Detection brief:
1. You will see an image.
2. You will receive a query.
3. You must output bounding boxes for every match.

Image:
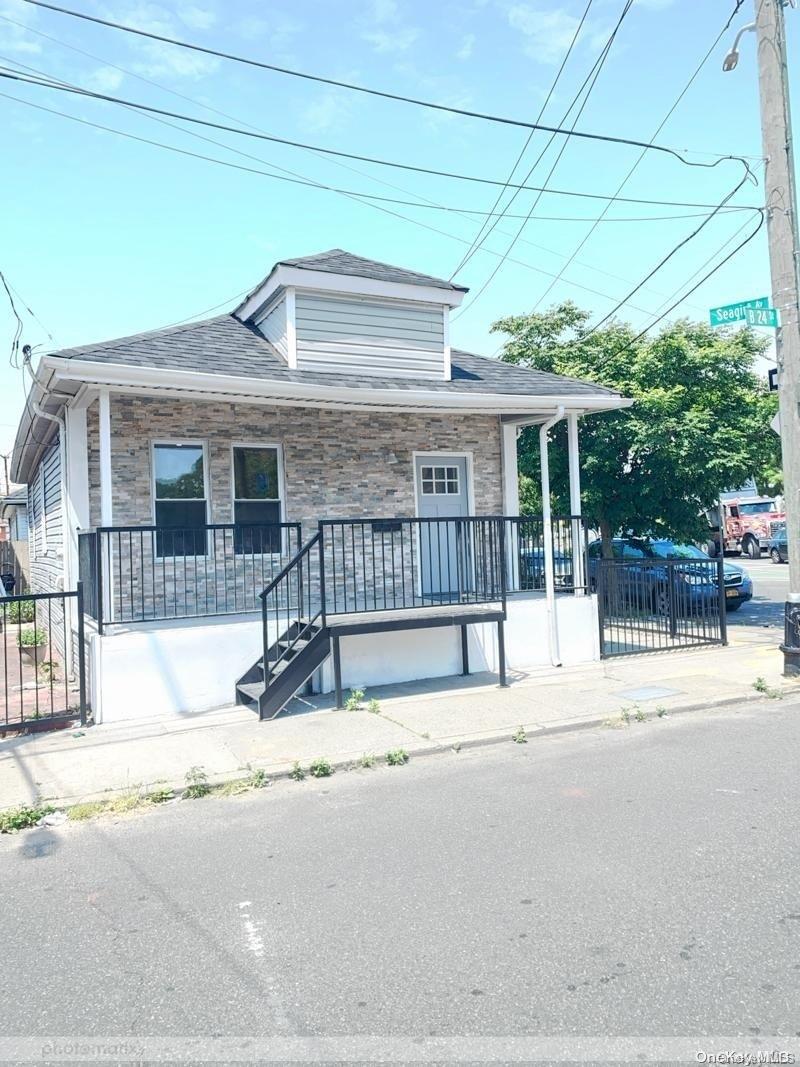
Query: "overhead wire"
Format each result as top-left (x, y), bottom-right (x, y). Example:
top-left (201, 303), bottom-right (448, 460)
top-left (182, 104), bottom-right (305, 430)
top-left (530, 0), bottom-right (750, 313)
top-left (452, 0), bottom-right (634, 319)
top-left (11, 0), bottom-right (762, 157)
top-left (449, 0), bottom-right (594, 279)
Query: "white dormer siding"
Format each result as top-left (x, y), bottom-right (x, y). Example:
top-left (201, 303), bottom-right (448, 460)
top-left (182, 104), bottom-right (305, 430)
top-left (257, 295), bottom-right (289, 364)
top-left (294, 291), bottom-right (447, 380)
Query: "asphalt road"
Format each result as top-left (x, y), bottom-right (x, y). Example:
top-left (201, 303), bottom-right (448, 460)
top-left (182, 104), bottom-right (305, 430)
top-left (726, 554), bottom-right (788, 634)
top-left (2, 699), bottom-right (800, 1061)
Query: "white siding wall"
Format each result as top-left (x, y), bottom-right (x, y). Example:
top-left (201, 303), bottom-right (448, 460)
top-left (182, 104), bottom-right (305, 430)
top-left (28, 440), bottom-right (64, 594)
top-left (257, 296), bottom-right (289, 363)
top-left (294, 291), bottom-right (445, 379)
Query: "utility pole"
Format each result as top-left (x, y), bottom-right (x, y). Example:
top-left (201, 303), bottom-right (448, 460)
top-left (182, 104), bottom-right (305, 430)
top-left (754, 0), bottom-right (800, 675)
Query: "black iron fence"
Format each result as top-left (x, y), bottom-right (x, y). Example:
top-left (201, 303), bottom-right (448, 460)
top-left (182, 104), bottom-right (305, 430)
top-left (0, 586), bottom-right (87, 730)
top-left (596, 557), bottom-right (727, 657)
top-left (79, 523), bottom-right (302, 631)
top-left (505, 515), bottom-right (587, 593)
top-left (319, 516), bottom-right (506, 616)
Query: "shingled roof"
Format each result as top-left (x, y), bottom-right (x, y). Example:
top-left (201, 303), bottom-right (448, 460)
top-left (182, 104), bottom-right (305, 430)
top-left (46, 313), bottom-right (620, 399)
top-left (271, 249), bottom-right (468, 293)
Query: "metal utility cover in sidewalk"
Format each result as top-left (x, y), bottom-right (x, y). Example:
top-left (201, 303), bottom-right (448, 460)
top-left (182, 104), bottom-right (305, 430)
top-left (614, 685), bottom-right (684, 702)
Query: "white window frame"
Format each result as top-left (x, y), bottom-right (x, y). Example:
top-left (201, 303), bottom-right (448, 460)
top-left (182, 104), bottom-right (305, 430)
top-left (230, 442), bottom-right (286, 556)
top-left (150, 439), bottom-right (210, 559)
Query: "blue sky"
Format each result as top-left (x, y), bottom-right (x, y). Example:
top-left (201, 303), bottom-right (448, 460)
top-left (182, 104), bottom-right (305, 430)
top-left (0, 0), bottom-right (793, 463)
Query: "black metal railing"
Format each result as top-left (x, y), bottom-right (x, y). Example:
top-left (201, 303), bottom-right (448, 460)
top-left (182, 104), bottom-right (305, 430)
top-left (504, 514), bottom-right (588, 594)
top-left (596, 557), bottom-right (727, 657)
top-left (260, 533), bottom-right (322, 685)
top-left (79, 523), bottom-right (302, 631)
top-left (319, 516), bottom-right (506, 616)
top-left (0, 585), bottom-right (87, 730)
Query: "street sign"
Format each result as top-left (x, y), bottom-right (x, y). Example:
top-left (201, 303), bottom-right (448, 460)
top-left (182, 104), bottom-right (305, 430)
top-left (709, 297), bottom-right (770, 325)
top-left (744, 305), bottom-right (780, 328)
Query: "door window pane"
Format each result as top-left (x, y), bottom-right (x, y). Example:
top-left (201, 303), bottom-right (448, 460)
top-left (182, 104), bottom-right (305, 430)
top-left (421, 464), bottom-right (460, 496)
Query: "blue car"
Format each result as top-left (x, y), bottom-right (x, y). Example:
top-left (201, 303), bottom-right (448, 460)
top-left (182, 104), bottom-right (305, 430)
top-left (769, 521), bottom-right (788, 564)
top-left (587, 538), bottom-right (753, 612)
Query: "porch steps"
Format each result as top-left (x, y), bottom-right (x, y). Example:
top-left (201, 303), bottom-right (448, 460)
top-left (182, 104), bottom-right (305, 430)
top-left (234, 620), bottom-right (331, 720)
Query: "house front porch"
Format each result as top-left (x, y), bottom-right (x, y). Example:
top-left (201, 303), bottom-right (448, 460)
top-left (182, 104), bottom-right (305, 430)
top-left (78, 511), bottom-right (598, 724)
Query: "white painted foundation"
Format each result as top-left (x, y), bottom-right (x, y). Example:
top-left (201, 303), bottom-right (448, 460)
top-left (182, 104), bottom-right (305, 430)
top-left (91, 595), bottom-right (600, 723)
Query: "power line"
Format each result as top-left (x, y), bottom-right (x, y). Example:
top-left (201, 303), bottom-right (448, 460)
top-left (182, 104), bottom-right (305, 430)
top-left (0, 84), bottom-right (751, 231)
top-left (13, 0), bottom-right (757, 159)
top-left (607, 209), bottom-right (766, 357)
top-left (0, 66), bottom-right (758, 212)
top-left (0, 90), bottom-right (670, 319)
top-left (453, 0), bottom-right (634, 320)
top-left (530, 0), bottom-right (749, 313)
top-left (449, 0), bottom-right (594, 279)
top-left (0, 270), bottom-right (24, 368)
top-left (0, 60), bottom-right (754, 183)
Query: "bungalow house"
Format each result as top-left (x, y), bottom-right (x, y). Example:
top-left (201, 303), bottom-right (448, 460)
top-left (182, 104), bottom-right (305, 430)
top-left (11, 250), bottom-right (630, 724)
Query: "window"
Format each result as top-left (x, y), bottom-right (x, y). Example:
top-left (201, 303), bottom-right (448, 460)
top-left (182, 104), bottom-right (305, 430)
top-left (739, 501), bottom-right (777, 516)
top-left (420, 465), bottom-right (460, 496)
top-left (233, 446), bottom-right (282, 553)
top-left (153, 442), bottom-right (207, 557)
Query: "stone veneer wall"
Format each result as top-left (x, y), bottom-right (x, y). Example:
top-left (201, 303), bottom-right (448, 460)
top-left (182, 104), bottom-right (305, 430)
top-left (88, 395), bottom-right (504, 623)
top-left (102, 395), bottom-right (504, 529)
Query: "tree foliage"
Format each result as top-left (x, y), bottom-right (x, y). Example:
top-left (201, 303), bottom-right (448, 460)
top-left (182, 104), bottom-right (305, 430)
top-left (492, 302), bottom-right (779, 550)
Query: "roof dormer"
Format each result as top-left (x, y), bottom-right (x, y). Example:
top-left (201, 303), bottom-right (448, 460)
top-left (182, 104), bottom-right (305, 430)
top-left (234, 250), bottom-right (467, 381)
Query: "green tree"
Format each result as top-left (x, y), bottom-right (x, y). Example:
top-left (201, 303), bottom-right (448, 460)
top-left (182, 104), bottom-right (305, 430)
top-left (492, 302), bottom-right (778, 554)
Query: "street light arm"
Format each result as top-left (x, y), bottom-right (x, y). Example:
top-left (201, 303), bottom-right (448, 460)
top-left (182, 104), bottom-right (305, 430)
top-left (723, 21), bottom-right (756, 71)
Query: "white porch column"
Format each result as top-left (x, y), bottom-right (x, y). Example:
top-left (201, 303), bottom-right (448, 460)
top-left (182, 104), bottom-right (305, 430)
top-left (98, 389), bottom-right (113, 527)
top-left (64, 401), bottom-right (90, 589)
top-left (501, 421), bottom-right (521, 515)
top-left (540, 407), bottom-right (565, 666)
top-left (501, 420), bottom-right (521, 591)
top-left (567, 411), bottom-right (586, 595)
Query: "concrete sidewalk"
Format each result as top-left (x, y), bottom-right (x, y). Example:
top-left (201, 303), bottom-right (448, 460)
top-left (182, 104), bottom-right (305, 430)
top-left (2, 628), bottom-right (797, 810)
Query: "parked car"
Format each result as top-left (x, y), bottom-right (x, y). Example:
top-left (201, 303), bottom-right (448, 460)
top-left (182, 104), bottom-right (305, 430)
top-left (518, 547), bottom-right (573, 591)
top-left (768, 520), bottom-right (788, 564)
top-left (586, 538), bottom-right (753, 612)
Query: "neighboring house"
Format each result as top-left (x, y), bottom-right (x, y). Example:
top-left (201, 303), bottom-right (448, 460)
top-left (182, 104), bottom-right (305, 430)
top-left (0, 487), bottom-right (30, 592)
top-left (11, 249), bottom-right (630, 723)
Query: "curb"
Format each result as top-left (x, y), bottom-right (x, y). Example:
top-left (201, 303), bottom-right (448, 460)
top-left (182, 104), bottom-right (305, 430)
top-left (15, 685), bottom-right (799, 818)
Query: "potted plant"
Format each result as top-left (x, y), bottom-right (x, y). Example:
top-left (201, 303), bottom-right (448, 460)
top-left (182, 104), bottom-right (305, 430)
top-left (17, 626), bottom-right (47, 666)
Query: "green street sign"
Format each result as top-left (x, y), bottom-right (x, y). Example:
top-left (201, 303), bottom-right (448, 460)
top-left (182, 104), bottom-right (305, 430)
top-left (743, 305), bottom-right (780, 328)
top-left (709, 297), bottom-right (770, 326)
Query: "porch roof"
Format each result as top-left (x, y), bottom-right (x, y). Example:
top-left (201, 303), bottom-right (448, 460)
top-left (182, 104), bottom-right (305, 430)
top-left (12, 314), bottom-right (630, 481)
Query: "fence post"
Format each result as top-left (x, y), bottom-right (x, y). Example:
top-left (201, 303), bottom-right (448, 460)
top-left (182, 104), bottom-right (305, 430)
top-left (667, 562), bottom-right (678, 639)
top-left (95, 531), bottom-right (104, 635)
top-left (717, 556), bottom-right (728, 646)
top-left (76, 582), bottom-right (88, 726)
top-left (318, 522), bottom-right (327, 625)
top-left (597, 560), bottom-right (607, 657)
top-left (499, 519), bottom-right (507, 615)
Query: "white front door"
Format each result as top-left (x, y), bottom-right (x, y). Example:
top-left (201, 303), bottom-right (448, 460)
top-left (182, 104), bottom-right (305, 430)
top-left (415, 456), bottom-right (471, 599)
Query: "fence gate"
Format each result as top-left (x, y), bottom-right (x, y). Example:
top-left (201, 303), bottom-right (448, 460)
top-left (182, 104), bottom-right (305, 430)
top-left (596, 557), bottom-right (728, 657)
top-left (0, 585), bottom-right (88, 731)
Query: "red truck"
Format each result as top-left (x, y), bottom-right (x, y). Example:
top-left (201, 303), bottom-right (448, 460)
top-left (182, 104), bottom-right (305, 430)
top-left (706, 497), bottom-right (784, 559)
